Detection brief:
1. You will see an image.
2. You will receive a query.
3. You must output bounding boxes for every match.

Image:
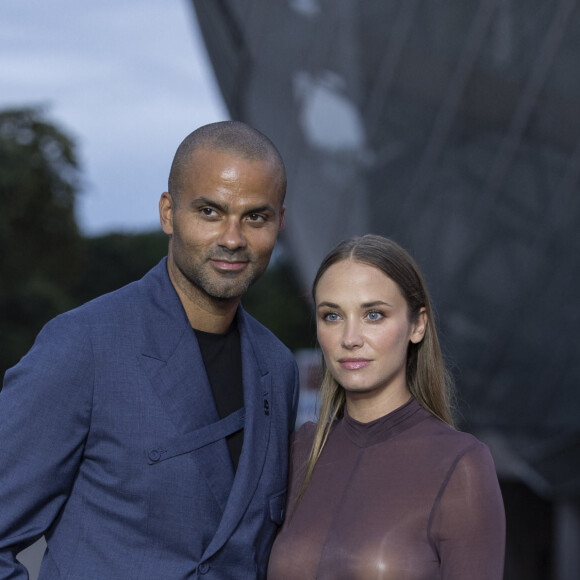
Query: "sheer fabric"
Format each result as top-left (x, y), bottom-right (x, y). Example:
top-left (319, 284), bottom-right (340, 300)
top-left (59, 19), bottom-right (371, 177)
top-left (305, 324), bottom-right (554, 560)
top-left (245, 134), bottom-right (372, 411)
top-left (267, 399), bottom-right (505, 579)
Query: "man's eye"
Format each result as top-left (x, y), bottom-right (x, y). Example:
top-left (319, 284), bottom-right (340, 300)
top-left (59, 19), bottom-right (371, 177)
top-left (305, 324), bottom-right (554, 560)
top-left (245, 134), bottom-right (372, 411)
top-left (247, 213), bottom-right (265, 222)
top-left (201, 208), bottom-right (218, 217)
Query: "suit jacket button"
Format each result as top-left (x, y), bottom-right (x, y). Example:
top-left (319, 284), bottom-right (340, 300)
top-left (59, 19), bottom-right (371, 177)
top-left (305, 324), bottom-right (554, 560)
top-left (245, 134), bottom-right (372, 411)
top-left (198, 562), bottom-right (210, 574)
top-left (148, 449), bottom-right (161, 462)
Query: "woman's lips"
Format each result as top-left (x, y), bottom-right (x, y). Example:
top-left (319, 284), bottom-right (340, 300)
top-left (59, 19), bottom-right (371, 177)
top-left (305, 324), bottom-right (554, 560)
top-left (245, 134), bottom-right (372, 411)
top-left (338, 358), bottom-right (371, 370)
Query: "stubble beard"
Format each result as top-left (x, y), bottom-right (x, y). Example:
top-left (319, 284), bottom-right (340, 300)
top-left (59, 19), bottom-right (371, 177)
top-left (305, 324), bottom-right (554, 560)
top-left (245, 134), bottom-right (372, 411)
top-left (177, 254), bottom-right (268, 302)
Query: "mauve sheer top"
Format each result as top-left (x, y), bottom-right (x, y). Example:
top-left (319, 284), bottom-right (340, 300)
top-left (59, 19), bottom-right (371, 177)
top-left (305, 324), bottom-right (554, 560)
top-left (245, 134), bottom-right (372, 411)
top-left (267, 398), bottom-right (505, 579)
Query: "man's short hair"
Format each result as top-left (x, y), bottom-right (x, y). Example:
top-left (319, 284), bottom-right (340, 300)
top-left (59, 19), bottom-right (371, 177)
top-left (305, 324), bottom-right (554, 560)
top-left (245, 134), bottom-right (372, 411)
top-left (168, 121), bottom-right (286, 205)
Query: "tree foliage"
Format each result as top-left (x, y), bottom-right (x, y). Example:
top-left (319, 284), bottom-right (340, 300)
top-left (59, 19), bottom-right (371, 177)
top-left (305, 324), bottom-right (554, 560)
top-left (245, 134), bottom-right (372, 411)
top-left (75, 232), bottom-right (168, 304)
top-left (242, 249), bottom-right (316, 352)
top-left (0, 107), bottom-right (314, 381)
top-left (0, 107), bottom-right (84, 377)
top-left (78, 233), bottom-right (315, 353)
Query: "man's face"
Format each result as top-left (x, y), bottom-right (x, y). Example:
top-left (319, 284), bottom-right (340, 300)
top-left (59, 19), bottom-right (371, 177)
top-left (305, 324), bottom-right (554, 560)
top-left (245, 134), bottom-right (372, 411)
top-left (160, 147), bottom-right (285, 304)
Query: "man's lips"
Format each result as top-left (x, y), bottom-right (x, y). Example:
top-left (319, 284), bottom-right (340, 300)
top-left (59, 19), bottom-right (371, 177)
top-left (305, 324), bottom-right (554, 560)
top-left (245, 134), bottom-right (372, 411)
top-left (338, 358), bottom-right (371, 370)
top-left (210, 259), bottom-right (249, 272)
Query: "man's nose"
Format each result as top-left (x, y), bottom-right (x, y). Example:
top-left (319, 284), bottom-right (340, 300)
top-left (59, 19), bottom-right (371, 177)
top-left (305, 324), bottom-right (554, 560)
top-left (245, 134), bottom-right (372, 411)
top-left (219, 218), bottom-right (247, 250)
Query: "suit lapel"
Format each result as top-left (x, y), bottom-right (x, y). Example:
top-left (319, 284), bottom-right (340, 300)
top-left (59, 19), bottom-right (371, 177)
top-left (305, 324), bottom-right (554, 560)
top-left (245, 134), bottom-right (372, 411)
top-left (202, 309), bottom-right (272, 560)
top-left (136, 264), bottom-right (273, 546)
top-left (137, 261), bottom-right (234, 509)
top-left (140, 332), bottom-right (219, 433)
top-left (137, 261), bottom-right (219, 434)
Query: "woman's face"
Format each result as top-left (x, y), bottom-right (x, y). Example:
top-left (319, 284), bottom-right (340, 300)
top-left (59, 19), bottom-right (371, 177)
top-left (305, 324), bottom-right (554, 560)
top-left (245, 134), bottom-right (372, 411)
top-left (315, 260), bottom-right (426, 418)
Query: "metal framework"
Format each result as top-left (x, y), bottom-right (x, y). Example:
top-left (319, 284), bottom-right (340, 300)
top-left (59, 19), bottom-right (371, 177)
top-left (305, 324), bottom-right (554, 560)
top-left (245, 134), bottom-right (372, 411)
top-left (191, 7), bottom-right (580, 573)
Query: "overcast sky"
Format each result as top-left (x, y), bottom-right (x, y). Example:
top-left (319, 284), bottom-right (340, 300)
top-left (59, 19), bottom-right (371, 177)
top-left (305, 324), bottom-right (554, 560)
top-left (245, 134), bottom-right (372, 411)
top-left (1, 0), bottom-right (228, 235)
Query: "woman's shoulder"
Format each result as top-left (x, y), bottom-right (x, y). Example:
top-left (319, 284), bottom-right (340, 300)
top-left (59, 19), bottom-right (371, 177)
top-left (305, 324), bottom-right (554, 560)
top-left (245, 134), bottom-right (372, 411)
top-left (291, 421), bottom-right (323, 464)
top-left (411, 416), bottom-right (499, 490)
top-left (418, 413), bottom-right (492, 458)
top-left (292, 421), bottom-right (317, 447)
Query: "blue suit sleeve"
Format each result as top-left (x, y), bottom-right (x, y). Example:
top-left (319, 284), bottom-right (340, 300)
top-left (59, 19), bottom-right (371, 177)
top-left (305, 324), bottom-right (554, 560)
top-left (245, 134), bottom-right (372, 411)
top-left (0, 315), bottom-right (94, 579)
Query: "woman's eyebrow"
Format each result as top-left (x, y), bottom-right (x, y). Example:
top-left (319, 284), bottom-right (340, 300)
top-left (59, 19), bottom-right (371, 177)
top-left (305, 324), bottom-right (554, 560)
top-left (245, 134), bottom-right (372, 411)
top-left (316, 301), bottom-right (340, 309)
top-left (360, 300), bottom-right (392, 308)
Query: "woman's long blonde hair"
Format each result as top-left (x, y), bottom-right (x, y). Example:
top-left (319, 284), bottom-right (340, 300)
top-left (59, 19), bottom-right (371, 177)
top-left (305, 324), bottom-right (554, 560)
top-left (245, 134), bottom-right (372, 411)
top-left (297, 235), bottom-right (454, 505)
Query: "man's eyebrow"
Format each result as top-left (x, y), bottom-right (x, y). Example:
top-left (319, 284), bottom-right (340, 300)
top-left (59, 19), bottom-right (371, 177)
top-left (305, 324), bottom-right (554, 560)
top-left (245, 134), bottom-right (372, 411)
top-left (245, 204), bottom-right (276, 215)
top-left (190, 197), bottom-right (276, 215)
top-left (190, 196), bottom-right (228, 211)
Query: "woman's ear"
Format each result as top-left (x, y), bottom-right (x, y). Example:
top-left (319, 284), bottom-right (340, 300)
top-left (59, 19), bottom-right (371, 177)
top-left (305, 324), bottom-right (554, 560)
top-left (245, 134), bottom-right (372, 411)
top-left (410, 308), bottom-right (427, 344)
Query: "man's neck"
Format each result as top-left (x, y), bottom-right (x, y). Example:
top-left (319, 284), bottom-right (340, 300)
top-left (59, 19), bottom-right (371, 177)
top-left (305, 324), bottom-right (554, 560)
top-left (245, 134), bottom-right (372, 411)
top-left (167, 264), bottom-right (240, 333)
top-left (188, 303), bottom-right (239, 334)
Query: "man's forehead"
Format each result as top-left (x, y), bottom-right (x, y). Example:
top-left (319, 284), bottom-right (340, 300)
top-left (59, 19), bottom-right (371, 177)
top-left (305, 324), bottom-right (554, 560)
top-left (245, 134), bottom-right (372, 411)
top-left (190, 145), bottom-right (271, 164)
top-left (184, 149), bottom-right (284, 205)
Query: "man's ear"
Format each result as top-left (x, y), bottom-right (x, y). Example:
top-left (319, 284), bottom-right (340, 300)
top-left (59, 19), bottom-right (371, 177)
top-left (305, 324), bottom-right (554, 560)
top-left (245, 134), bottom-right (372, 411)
top-left (279, 205), bottom-right (286, 231)
top-left (159, 192), bottom-right (174, 235)
top-left (410, 308), bottom-right (427, 344)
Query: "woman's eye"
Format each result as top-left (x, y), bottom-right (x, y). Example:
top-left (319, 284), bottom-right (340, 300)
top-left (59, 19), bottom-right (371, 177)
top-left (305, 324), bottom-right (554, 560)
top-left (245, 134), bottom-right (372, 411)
top-left (323, 312), bottom-right (340, 322)
top-left (366, 311), bottom-right (383, 321)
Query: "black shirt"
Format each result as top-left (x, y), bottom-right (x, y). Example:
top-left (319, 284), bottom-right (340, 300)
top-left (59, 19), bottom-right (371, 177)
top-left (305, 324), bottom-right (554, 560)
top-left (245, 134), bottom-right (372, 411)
top-left (194, 320), bottom-right (244, 471)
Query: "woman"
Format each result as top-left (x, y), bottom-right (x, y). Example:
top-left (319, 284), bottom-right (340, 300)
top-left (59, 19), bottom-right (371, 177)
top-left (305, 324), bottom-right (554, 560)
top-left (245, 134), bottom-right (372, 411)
top-left (268, 235), bottom-right (505, 579)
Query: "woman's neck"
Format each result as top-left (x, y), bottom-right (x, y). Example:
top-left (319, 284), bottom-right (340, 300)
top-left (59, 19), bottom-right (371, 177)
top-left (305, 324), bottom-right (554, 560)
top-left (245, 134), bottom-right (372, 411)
top-left (345, 385), bottom-right (411, 423)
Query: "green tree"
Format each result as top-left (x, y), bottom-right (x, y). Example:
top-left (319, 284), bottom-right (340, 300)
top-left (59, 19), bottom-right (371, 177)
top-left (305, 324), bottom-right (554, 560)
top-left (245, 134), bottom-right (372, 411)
top-left (0, 107), bottom-right (313, 379)
top-left (0, 107), bottom-right (84, 378)
top-left (242, 249), bottom-right (315, 352)
top-left (77, 232), bottom-right (315, 353)
top-left (75, 231), bottom-right (168, 303)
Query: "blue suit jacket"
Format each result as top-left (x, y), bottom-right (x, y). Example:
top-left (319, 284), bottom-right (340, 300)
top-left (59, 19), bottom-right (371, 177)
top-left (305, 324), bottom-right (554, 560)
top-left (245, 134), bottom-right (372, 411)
top-left (0, 259), bottom-right (299, 579)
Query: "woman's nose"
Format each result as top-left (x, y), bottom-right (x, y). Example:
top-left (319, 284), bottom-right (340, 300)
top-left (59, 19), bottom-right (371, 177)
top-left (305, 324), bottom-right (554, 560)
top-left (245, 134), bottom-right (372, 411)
top-left (341, 321), bottom-right (363, 349)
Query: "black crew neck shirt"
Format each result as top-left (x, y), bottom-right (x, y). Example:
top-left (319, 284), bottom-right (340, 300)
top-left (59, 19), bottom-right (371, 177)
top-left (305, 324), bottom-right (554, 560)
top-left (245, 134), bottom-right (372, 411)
top-left (194, 320), bottom-right (244, 471)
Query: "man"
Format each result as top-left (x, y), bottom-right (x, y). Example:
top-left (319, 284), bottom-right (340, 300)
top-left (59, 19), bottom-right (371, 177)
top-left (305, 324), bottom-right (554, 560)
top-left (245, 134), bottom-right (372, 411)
top-left (0, 121), bottom-right (299, 579)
